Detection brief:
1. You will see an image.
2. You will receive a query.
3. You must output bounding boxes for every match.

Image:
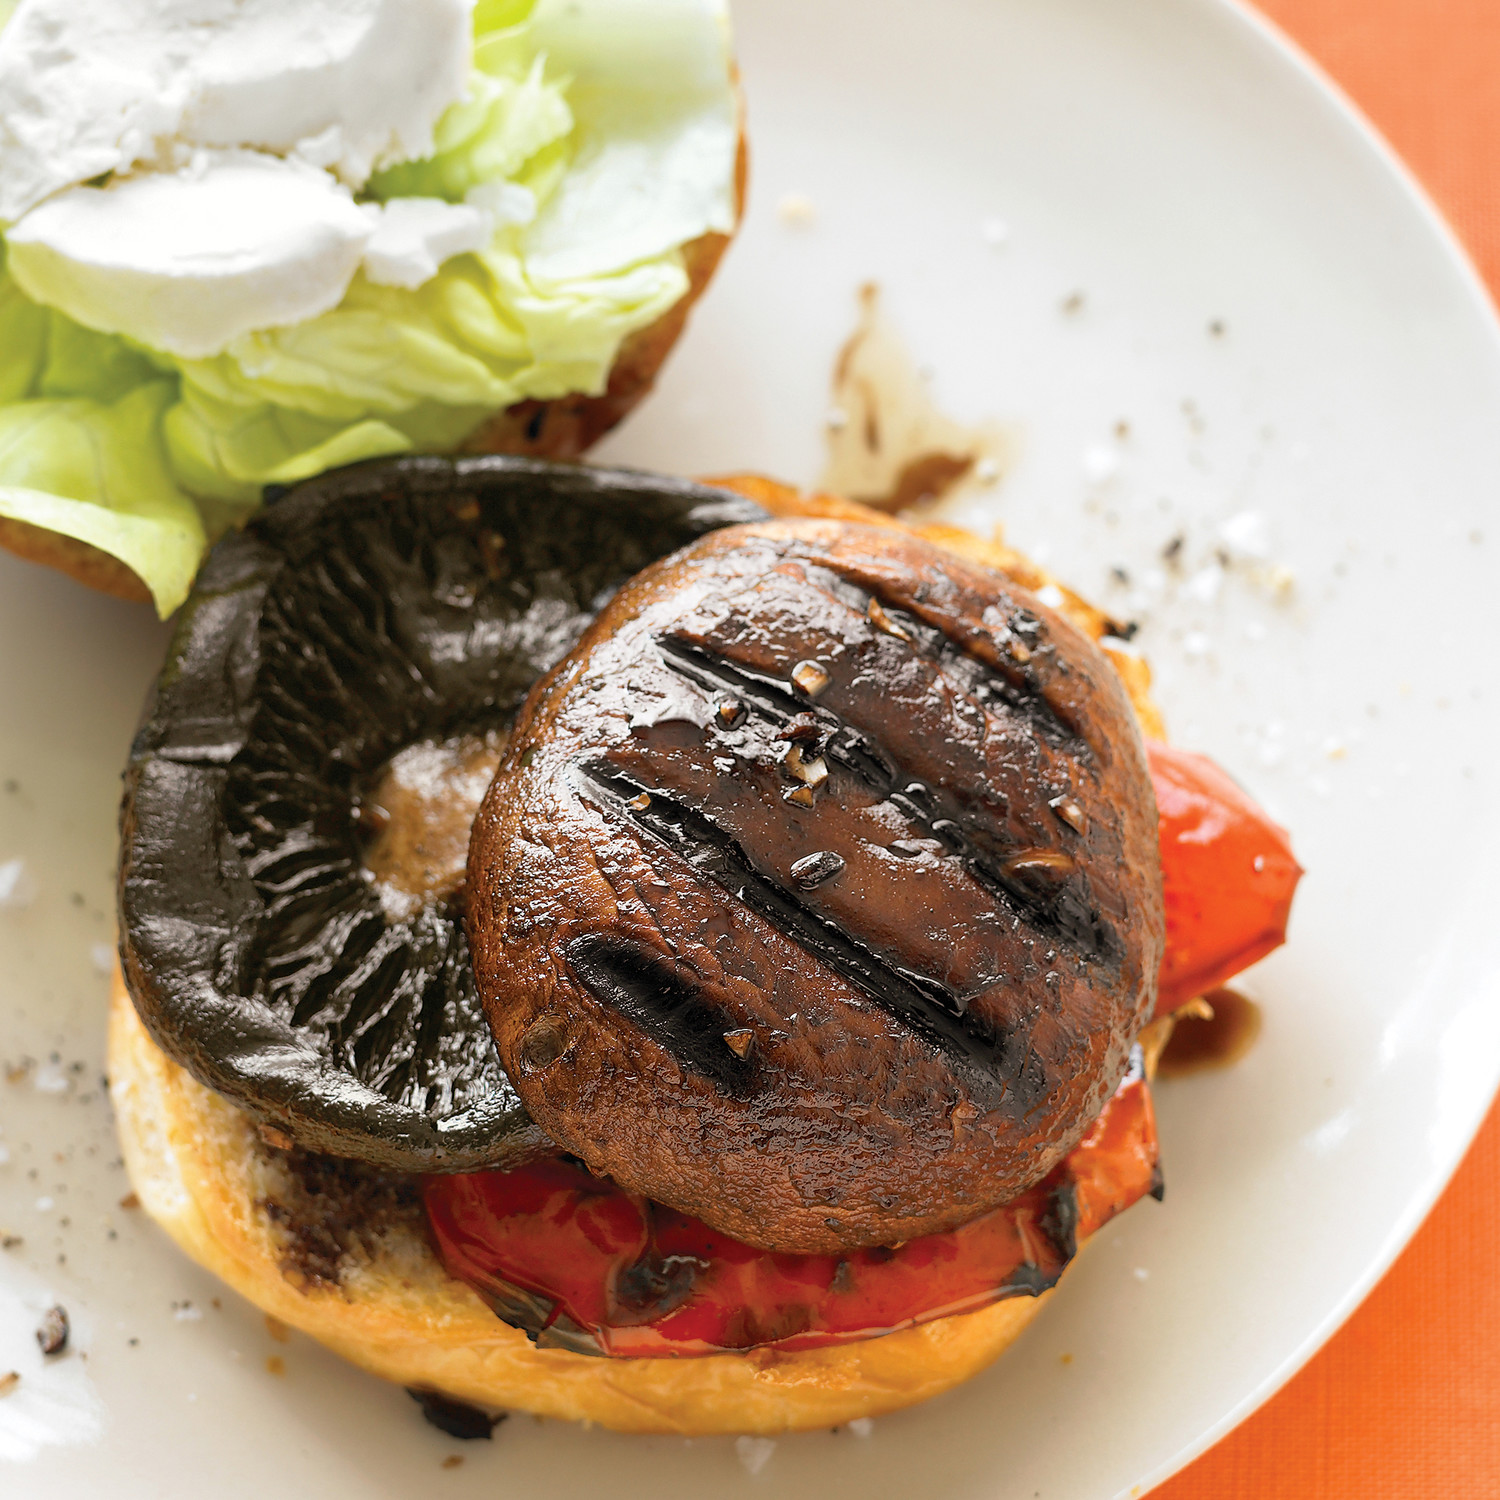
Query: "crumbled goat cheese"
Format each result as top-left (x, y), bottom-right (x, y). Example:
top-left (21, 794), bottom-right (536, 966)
top-left (0, 0), bottom-right (473, 222)
top-left (7, 152), bottom-right (374, 358)
top-left (361, 198), bottom-right (493, 291)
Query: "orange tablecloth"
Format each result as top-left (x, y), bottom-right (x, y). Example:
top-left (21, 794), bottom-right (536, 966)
top-left (1155, 2), bottom-right (1500, 1495)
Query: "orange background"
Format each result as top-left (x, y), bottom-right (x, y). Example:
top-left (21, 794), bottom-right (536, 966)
top-left (1154, 2), bottom-right (1500, 1495)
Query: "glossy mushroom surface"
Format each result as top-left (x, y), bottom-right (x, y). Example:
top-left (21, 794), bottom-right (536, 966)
top-left (118, 456), bottom-right (764, 1172)
top-left (467, 519), bottom-right (1164, 1252)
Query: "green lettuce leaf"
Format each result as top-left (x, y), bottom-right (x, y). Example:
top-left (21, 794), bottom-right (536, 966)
top-left (0, 382), bottom-right (205, 615)
top-left (0, 0), bottom-right (733, 615)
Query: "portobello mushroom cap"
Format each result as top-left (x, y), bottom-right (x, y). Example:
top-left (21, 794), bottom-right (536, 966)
top-left (467, 520), bottom-right (1165, 1254)
top-left (118, 457), bottom-right (765, 1172)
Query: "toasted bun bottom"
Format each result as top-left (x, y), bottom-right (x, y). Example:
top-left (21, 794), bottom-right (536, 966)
top-left (0, 517), bottom-right (154, 604)
top-left (108, 973), bottom-right (1052, 1435)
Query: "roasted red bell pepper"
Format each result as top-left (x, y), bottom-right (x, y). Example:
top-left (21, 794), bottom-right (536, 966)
top-left (1148, 741), bottom-right (1302, 1017)
top-left (424, 1064), bottom-right (1159, 1359)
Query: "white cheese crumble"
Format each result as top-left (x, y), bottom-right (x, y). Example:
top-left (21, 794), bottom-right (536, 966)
top-left (7, 153), bottom-right (375, 358)
top-left (361, 198), bottom-right (492, 290)
top-left (0, 0), bottom-right (474, 223)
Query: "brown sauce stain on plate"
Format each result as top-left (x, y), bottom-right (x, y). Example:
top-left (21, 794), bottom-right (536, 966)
top-left (820, 284), bottom-right (1011, 515)
top-left (1156, 987), bottom-right (1263, 1078)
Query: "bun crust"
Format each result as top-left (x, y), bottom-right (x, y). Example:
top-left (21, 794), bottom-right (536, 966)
top-left (0, 516), bottom-right (153, 604)
top-left (108, 972), bottom-right (1049, 1435)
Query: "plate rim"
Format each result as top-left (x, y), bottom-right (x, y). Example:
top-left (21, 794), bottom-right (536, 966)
top-left (1140, 0), bottom-right (1500, 1489)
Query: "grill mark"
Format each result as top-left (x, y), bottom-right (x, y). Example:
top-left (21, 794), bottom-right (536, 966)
top-left (844, 588), bottom-right (1082, 754)
top-left (563, 932), bottom-right (758, 1098)
top-left (931, 635), bottom-right (1079, 753)
top-left (577, 763), bottom-right (1021, 1111)
top-left (655, 635), bottom-right (1118, 965)
top-left (787, 557), bottom-right (1087, 751)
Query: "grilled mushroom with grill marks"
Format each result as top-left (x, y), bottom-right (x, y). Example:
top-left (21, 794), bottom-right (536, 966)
top-left (117, 456), bottom-right (765, 1172)
top-left (467, 519), bottom-right (1165, 1254)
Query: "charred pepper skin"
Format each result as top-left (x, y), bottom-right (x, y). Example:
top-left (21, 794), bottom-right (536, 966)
top-left (467, 520), bottom-right (1165, 1255)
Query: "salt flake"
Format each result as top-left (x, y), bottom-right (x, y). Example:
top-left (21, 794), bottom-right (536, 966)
top-left (980, 215), bottom-right (1010, 248)
top-left (735, 1435), bottom-right (776, 1475)
top-left (1184, 564), bottom-right (1223, 605)
top-left (776, 193), bottom-right (816, 227)
top-left (0, 859), bottom-right (36, 911)
top-left (32, 1062), bottom-right (70, 1095)
top-left (1081, 445), bottom-right (1120, 484)
top-left (1219, 510), bottom-right (1271, 561)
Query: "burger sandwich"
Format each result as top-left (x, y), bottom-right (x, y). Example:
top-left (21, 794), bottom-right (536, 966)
top-left (109, 457), bottom-right (1302, 1435)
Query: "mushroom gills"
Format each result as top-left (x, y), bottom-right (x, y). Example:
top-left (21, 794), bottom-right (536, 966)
top-left (118, 456), bottom-right (767, 1172)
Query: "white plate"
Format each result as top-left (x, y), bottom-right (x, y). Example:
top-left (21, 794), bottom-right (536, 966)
top-left (3, 0), bottom-right (1499, 1495)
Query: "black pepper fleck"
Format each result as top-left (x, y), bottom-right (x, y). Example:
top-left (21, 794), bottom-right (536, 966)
top-left (36, 1305), bottom-right (69, 1356)
top-left (790, 851), bottom-right (846, 889)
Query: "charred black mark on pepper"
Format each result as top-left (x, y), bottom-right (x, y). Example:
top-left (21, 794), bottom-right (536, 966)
top-left (1040, 1179), bottom-right (1080, 1265)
